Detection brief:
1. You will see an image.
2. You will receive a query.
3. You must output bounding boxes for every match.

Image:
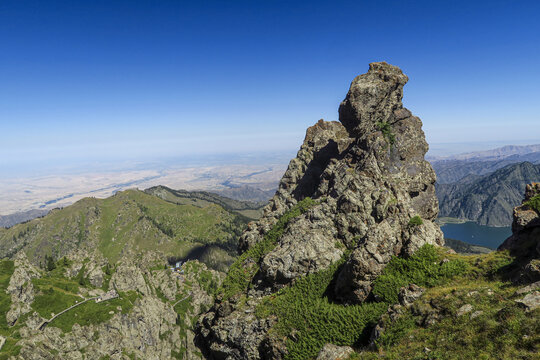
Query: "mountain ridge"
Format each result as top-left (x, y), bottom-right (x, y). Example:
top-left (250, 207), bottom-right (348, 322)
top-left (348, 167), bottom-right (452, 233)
top-left (437, 162), bottom-right (540, 226)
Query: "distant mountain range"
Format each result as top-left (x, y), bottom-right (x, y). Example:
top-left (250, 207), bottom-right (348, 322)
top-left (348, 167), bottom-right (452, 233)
top-left (429, 144), bottom-right (540, 162)
top-left (430, 143), bottom-right (540, 184)
top-left (0, 189), bottom-right (248, 268)
top-left (431, 152), bottom-right (540, 184)
top-left (436, 162), bottom-right (540, 226)
top-left (0, 209), bottom-right (49, 228)
top-left (214, 184), bottom-right (276, 204)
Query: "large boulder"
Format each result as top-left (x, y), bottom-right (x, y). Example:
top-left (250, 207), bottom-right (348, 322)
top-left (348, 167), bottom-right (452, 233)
top-left (499, 182), bottom-right (540, 282)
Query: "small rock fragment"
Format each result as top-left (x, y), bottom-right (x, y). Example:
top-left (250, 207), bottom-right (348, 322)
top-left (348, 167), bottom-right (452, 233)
top-left (456, 304), bottom-right (473, 316)
top-left (515, 291), bottom-right (540, 312)
top-left (316, 344), bottom-right (354, 360)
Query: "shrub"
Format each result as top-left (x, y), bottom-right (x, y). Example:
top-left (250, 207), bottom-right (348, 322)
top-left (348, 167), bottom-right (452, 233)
top-left (45, 255), bottom-right (56, 271)
top-left (375, 313), bottom-right (416, 349)
top-left (376, 121), bottom-right (396, 145)
top-left (372, 244), bottom-right (467, 303)
top-left (408, 215), bottom-right (423, 227)
top-left (525, 194), bottom-right (540, 213)
top-left (219, 197), bottom-right (317, 300)
top-left (256, 259), bottom-right (387, 360)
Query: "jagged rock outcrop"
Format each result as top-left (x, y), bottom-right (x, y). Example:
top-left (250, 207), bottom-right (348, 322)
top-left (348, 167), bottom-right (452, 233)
top-left (499, 182), bottom-right (540, 282)
top-left (197, 62), bottom-right (443, 359)
top-left (9, 259), bottom-right (221, 359)
top-left (6, 252), bottom-right (41, 326)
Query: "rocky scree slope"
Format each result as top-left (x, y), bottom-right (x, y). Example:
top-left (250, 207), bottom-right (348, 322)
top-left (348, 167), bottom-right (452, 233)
top-left (195, 62), bottom-right (443, 359)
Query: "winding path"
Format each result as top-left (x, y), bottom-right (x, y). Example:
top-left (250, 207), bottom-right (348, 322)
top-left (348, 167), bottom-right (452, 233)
top-left (172, 293), bottom-right (192, 308)
top-left (38, 294), bottom-right (118, 331)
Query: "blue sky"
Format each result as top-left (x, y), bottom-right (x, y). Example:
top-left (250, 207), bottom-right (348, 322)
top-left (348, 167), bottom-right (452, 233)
top-left (1, 0), bottom-right (539, 173)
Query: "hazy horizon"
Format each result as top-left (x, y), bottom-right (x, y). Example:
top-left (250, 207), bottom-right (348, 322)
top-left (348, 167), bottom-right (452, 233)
top-left (1, 0), bottom-right (539, 176)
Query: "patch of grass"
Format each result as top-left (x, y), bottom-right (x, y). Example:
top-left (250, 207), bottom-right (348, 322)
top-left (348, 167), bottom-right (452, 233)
top-left (101, 264), bottom-right (113, 290)
top-left (0, 336), bottom-right (22, 359)
top-left (372, 245), bottom-right (467, 303)
top-left (0, 260), bottom-right (15, 332)
top-left (525, 193), bottom-right (540, 213)
top-left (219, 197), bottom-right (317, 300)
top-left (408, 215), bottom-right (423, 227)
top-left (256, 259), bottom-right (388, 360)
top-left (376, 121), bottom-right (396, 145)
top-left (49, 291), bottom-right (140, 332)
top-left (171, 348), bottom-right (187, 359)
top-left (32, 276), bottom-right (79, 294)
top-left (174, 295), bottom-right (195, 338)
top-left (361, 284), bottom-right (539, 359)
top-left (350, 249), bottom-right (539, 359)
top-left (31, 284), bottom-right (81, 319)
top-left (375, 313), bottom-right (417, 350)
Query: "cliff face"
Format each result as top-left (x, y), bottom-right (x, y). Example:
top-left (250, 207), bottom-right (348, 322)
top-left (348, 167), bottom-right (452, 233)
top-left (498, 182), bottom-right (540, 282)
top-left (196, 62), bottom-right (443, 359)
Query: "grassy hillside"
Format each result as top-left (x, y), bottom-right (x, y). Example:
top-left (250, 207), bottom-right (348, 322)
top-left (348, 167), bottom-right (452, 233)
top-left (243, 244), bottom-right (538, 359)
top-left (353, 250), bottom-right (539, 359)
top-left (0, 189), bottom-right (248, 265)
top-left (145, 185), bottom-right (266, 220)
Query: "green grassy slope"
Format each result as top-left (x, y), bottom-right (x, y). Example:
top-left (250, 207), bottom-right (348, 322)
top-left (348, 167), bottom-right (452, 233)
top-left (145, 185), bottom-right (266, 220)
top-left (350, 251), bottom-right (539, 359)
top-left (0, 189), bottom-right (248, 265)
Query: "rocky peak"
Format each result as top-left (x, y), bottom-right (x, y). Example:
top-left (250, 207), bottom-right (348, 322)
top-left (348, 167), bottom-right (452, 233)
top-left (339, 62), bottom-right (408, 137)
top-left (196, 62), bottom-right (443, 359)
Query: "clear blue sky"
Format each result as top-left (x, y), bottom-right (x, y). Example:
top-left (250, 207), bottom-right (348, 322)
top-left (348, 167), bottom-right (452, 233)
top-left (1, 0), bottom-right (539, 173)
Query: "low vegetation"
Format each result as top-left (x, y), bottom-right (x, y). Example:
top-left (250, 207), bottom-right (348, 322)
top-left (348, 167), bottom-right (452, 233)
top-left (255, 245), bottom-right (466, 360)
top-left (525, 193), bottom-right (540, 213)
top-left (372, 245), bottom-right (467, 303)
top-left (49, 291), bottom-right (140, 332)
top-left (408, 215), bottom-right (423, 227)
top-left (256, 259), bottom-right (387, 360)
top-left (0, 260), bottom-right (15, 333)
top-left (350, 250), bottom-right (539, 359)
top-left (219, 197), bottom-right (317, 300)
top-left (376, 121), bottom-right (396, 145)
top-left (183, 261), bottom-right (219, 296)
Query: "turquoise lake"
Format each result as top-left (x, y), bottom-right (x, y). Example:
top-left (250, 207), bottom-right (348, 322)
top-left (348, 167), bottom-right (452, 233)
top-left (440, 222), bottom-right (512, 249)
